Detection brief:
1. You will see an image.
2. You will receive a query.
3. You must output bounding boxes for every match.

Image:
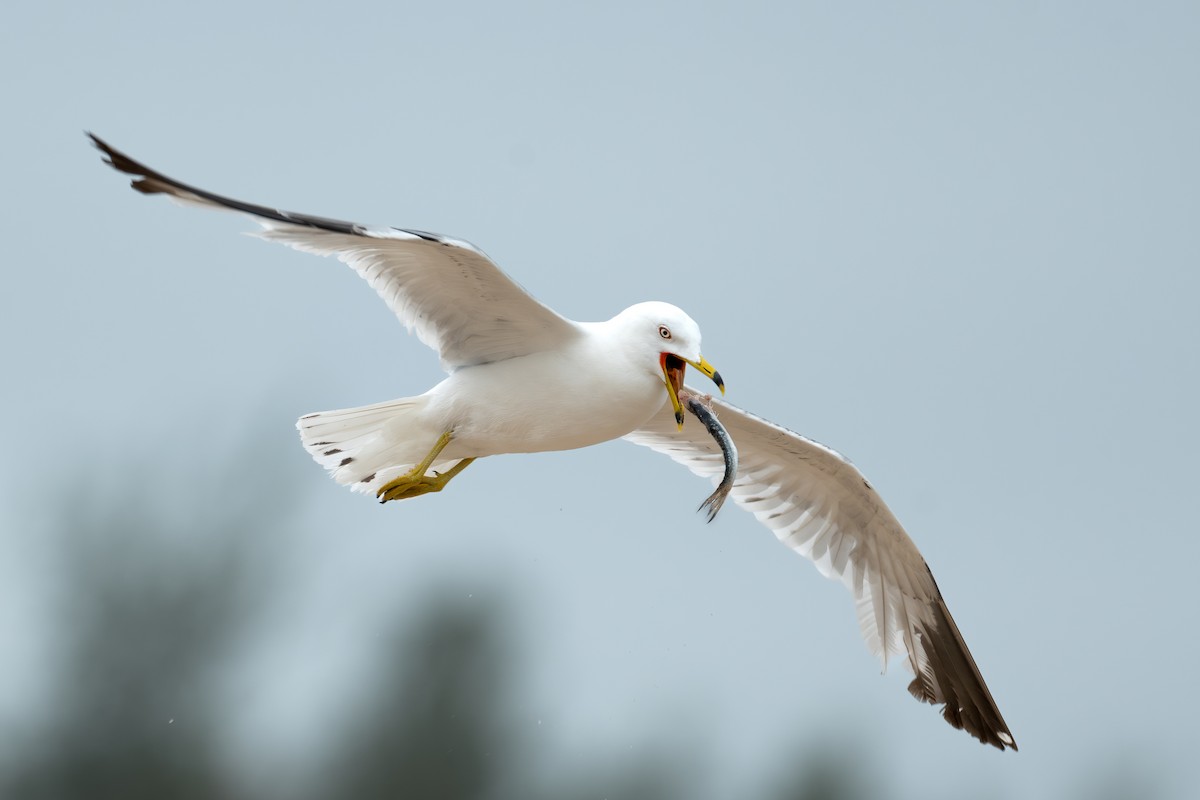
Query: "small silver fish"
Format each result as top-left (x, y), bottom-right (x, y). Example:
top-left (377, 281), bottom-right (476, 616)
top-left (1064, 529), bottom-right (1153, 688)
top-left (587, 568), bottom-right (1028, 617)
top-left (682, 391), bottom-right (738, 522)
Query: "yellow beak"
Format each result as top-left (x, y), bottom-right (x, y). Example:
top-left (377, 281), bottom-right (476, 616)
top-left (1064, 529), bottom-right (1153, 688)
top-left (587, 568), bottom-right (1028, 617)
top-left (661, 353), bottom-right (725, 430)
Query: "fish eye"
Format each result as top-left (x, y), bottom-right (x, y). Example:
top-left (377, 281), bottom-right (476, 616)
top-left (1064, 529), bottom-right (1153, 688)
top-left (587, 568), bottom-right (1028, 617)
top-left (658, 325), bottom-right (672, 340)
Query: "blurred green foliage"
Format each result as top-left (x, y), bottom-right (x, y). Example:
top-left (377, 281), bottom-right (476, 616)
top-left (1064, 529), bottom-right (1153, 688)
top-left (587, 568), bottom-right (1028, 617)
top-left (0, 475), bottom-right (881, 800)
top-left (0, 469), bottom-right (1159, 800)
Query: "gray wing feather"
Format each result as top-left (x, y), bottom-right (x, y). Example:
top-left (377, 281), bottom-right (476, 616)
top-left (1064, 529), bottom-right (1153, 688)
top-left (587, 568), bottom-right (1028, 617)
top-left (90, 133), bottom-right (579, 370)
top-left (624, 392), bottom-right (1017, 750)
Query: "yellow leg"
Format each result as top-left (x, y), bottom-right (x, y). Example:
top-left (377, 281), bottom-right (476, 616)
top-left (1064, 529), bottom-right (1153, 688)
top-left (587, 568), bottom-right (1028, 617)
top-left (376, 432), bottom-right (476, 503)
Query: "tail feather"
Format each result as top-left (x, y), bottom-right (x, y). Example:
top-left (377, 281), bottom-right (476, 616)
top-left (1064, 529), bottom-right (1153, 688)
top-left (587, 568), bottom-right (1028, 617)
top-left (297, 396), bottom-right (438, 494)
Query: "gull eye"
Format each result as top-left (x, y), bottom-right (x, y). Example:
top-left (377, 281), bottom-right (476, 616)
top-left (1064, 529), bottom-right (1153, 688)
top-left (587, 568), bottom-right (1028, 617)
top-left (658, 325), bottom-right (672, 340)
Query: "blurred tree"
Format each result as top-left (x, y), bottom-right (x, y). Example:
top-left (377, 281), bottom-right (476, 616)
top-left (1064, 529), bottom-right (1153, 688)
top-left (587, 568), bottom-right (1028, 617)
top-left (0, 484), bottom-right (275, 800)
top-left (2, 449), bottom-right (1057, 800)
top-left (313, 592), bottom-right (516, 799)
top-left (314, 592), bottom-right (695, 800)
top-left (761, 742), bottom-right (880, 800)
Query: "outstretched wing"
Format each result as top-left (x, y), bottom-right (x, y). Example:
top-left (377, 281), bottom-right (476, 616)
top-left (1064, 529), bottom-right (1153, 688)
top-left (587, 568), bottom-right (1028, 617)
top-left (624, 393), bottom-right (1017, 751)
top-left (90, 133), bottom-right (580, 371)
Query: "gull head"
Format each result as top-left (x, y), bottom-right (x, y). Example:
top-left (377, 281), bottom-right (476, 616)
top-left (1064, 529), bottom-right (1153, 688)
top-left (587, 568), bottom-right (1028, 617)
top-left (614, 301), bottom-right (724, 429)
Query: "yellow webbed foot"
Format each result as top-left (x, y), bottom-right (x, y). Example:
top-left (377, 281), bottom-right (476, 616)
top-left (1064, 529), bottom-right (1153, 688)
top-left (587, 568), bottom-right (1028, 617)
top-left (375, 432), bottom-right (475, 503)
top-left (376, 458), bottom-right (475, 503)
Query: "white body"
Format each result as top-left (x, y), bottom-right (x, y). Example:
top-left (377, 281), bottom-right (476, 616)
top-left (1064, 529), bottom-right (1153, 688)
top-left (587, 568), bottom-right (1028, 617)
top-left (298, 305), bottom-right (693, 491)
top-left (429, 324), bottom-right (667, 459)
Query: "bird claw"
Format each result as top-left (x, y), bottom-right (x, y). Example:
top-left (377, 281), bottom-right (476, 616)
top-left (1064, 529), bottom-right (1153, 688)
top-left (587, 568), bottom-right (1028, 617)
top-left (375, 457), bottom-right (476, 504)
top-left (376, 474), bottom-right (446, 503)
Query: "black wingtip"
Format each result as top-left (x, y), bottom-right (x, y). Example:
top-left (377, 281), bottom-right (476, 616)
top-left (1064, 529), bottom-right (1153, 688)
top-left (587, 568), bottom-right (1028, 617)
top-left (86, 131), bottom-right (119, 164)
top-left (86, 132), bottom-right (172, 196)
top-left (86, 131), bottom-right (114, 166)
top-left (87, 133), bottom-right (372, 235)
top-left (906, 596), bottom-right (1019, 751)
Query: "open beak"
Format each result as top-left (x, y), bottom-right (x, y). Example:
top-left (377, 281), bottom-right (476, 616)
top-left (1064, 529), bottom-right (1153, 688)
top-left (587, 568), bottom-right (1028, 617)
top-left (660, 353), bottom-right (725, 430)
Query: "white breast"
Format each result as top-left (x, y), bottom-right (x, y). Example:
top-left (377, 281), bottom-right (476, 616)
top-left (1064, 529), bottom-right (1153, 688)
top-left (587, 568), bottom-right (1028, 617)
top-left (427, 336), bottom-right (667, 459)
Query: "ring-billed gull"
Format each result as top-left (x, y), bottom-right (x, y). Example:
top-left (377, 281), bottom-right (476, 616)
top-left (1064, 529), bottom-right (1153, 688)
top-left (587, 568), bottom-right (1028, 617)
top-left (90, 133), bottom-right (1016, 750)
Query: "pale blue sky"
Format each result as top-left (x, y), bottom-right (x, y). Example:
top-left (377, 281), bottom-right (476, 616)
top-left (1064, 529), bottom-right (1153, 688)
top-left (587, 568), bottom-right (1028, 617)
top-left (3, 2), bottom-right (1199, 797)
